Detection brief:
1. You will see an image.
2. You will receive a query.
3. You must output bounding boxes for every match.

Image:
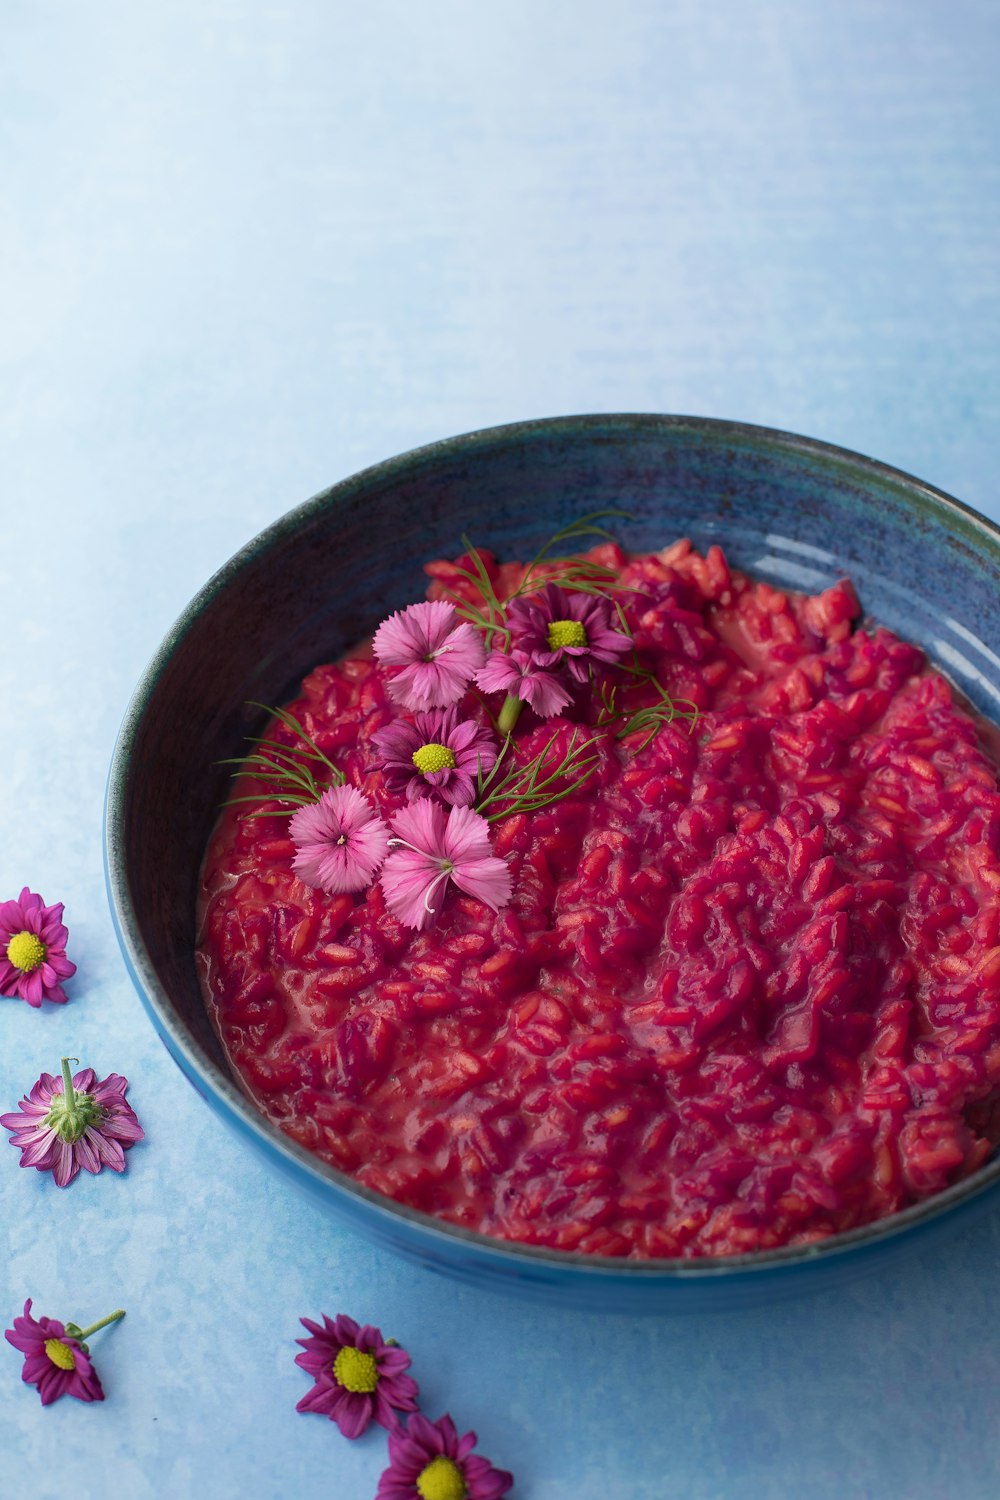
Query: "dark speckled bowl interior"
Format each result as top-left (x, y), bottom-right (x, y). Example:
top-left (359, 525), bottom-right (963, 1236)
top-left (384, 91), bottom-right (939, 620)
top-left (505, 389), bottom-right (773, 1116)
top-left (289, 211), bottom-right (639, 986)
top-left (105, 415), bottom-right (1000, 1311)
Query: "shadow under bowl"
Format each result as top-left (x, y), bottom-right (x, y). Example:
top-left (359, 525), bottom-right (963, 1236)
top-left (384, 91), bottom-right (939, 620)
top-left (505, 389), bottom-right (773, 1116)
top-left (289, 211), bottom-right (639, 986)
top-left (105, 414), bottom-right (1000, 1312)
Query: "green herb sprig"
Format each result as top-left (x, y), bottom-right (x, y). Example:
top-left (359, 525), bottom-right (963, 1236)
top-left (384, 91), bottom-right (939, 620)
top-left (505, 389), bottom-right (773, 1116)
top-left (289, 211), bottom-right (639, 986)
top-left (220, 702), bottom-right (345, 817)
top-left (475, 727), bottom-right (604, 823)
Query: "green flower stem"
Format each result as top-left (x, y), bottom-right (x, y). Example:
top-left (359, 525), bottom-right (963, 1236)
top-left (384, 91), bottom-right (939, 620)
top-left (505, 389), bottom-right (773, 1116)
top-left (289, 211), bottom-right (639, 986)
top-left (60, 1057), bottom-right (79, 1110)
top-left (497, 694), bottom-right (523, 736)
top-left (75, 1310), bottom-right (126, 1341)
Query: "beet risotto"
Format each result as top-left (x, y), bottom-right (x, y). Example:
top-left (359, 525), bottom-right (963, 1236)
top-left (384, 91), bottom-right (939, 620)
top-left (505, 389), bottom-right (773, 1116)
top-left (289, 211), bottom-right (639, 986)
top-left (196, 537), bottom-right (1000, 1258)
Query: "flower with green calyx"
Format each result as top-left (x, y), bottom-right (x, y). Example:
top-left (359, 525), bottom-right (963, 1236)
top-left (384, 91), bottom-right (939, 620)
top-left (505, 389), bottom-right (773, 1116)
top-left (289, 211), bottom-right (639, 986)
top-left (295, 1313), bottom-right (419, 1436)
top-left (5, 1300), bottom-right (124, 1404)
top-left (1, 1058), bottom-right (144, 1187)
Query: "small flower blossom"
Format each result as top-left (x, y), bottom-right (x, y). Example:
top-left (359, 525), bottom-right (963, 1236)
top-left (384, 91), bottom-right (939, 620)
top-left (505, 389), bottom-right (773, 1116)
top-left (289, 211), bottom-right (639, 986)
top-left (373, 708), bottom-right (499, 808)
top-left (0, 888), bottom-right (76, 1007)
top-left (294, 1312), bottom-right (418, 1437)
top-left (290, 785), bottom-right (390, 894)
top-left (377, 1412), bottom-right (513, 1500)
top-left (380, 803), bottom-right (512, 931)
top-left (5, 1301), bottom-right (124, 1405)
top-left (476, 647), bottom-right (573, 719)
top-left (373, 601), bottom-right (486, 712)
top-left (1, 1058), bottom-right (144, 1188)
top-left (507, 582), bottom-right (631, 682)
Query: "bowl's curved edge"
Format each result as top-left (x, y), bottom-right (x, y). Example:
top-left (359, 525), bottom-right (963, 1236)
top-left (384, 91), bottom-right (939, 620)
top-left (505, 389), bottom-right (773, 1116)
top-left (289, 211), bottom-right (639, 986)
top-left (103, 413), bottom-right (1000, 1305)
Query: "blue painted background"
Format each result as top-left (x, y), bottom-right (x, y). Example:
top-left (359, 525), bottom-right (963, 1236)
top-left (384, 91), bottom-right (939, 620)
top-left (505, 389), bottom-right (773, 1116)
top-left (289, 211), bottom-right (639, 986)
top-left (3, 2), bottom-right (1000, 1496)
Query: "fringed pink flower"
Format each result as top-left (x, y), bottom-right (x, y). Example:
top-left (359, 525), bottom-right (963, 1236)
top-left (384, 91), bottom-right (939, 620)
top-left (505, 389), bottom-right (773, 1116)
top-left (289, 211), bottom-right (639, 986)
top-left (380, 802), bottom-right (512, 931)
top-left (372, 707), bottom-right (498, 807)
top-left (507, 581), bottom-right (631, 682)
top-left (1, 1058), bottom-right (144, 1188)
top-left (476, 647), bottom-right (573, 719)
top-left (376, 1412), bottom-right (513, 1500)
top-left (0, 888), bottom-right (76, 1007)
top-left (5, 1301), bottom-right (124, 1405)
top-left (373, 601), bottom-right (486, 712)
top-left (295, 1312), bottom-right (419, 1437)
top-left (290, 785), bottom-right (390, 894)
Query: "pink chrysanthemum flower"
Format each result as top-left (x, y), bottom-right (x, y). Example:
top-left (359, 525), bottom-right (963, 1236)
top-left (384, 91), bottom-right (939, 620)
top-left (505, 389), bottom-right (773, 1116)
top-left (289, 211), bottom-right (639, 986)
top-left (380, 802), bottom-right (512, 931)
top-left (1, 1058), bottom-right (144, 1188)
top-left (372, 707), bottom-right (499, 808)
top-left (376, 1412), bottom-right (513, 1500)
top-left (290, 785), bottom-right (390, 894)
top-left (476, 647), bottom-right (573, 720)
top-left (294, 1312), bottom-right (419, 1437)
top-left (5, 1300), bottom-right (124, 1405)
top-left (507, 581), bottom-right (631, 683)
top-left (0, 888), bottom-right (76, 1007)
top-left (373, 601), bottom-right (486, 712)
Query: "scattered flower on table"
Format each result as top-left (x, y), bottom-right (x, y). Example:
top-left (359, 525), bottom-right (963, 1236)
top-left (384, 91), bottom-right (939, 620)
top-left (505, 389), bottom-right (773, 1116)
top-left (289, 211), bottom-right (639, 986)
top-left (506, 580), bottom-right (631, 682)
top-left (0, 887), bottom-right (76, 1007)
top-left (373, 601), bottom-right (486, 712)
top-left (5, 1300), bottom-right (124, 1405)
top-left (295, 1312), bottom-right (419, 1437)
top-left (380, 802), bottom-right (512, 930)
top-left (376, 1412), bottom-right (513, 1500)
top-left (373, 707), bottom-right (499, 807)
top-left (290, 784), bottom-right (390, 894)
top-left (1, 1057), bottom-right (144, 1187)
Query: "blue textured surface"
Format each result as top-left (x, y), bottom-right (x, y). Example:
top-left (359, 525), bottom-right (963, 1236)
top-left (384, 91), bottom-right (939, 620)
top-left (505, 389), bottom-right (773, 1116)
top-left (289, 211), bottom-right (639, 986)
top-left (3, 3), bottom-right (1000, 1496)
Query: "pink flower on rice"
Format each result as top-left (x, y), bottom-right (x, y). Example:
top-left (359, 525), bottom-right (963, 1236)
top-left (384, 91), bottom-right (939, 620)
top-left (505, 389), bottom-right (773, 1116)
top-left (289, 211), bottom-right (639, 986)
top-left (373, 601), bottom-right (486, 712)
top-left (376, 1411), bottom-right (513, 1500)
top-left (294, 1312), bottom-right (418, 1437)
top-left (0, 888), bottom-right (76, 1007)
top-left (372, 707), bottom-right (499, 807)
top-left (507, 581), bottom-right (631, 683)
top-left (5, 1301), bottom-right (107, 1405)
top-left (476, 647), bottom-right (573, 718)
top-left (380, 802), bottom-right (512, 930)
top-left (1, 1058), bottom-right (144, 1188)
top-left (290, 785), bottom-right (390, 894)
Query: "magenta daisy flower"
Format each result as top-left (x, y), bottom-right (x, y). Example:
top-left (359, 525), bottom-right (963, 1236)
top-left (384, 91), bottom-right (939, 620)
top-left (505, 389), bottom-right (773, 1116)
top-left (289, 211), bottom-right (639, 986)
top-left (373, 601), bottom-right (486, 712)
top-left (373, 707), bottom-right (499, 807)
top-left (290, 784), bottom-right (390, 894)
top-left (294, 1312), bottom-right (419, 1437)
top-left (380, 802), bottom-right (512, 931)
top-left (0, 888), bottom-right (76, 1007)
top-left (377, 1412), bottom-right (513, 1500)
top-left (1, 1058), bottom-right (144, 1188)
top-left (5, 1301), bottom-right (124, 1405)
top-left (507, 581), bottom-right (631, 683)
top-left (476, 647), bottom-right (573, 720)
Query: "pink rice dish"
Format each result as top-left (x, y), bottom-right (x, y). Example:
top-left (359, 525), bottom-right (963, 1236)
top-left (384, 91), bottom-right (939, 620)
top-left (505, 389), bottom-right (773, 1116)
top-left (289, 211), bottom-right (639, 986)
top-left (196, 540), bottom-right (1000, 1258)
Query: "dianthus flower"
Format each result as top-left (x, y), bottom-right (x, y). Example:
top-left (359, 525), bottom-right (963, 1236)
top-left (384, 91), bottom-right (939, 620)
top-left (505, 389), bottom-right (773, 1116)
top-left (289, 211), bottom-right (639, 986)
top-left (380, 802), bottom-right (512, 931)
top-left (373, 707), bottom-right (498, 808)
top-left (0, 888), bottom-right (76, 1007)
top-left (507, 581), bottom-right (630, 683)
top-left (5, 1301), bottom-right (124, 1405)
top-left (290, 784), bottom-right (390, 894)
top-left (295, 1312), bottom-right (419, 1437)
top-left (476, 647), bottom-right (573, 724)
top-left (376, 1412), bottom-right (513, 1500)
top-left (373, 601), bottom-right (486, 712)
top-left (1, 1058), bottom-right (144, 1187)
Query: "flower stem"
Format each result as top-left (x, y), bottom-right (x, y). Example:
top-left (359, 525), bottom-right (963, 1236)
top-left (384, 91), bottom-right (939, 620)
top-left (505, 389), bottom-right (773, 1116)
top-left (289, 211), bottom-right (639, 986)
top-left (60, 1057), bottom-right (79, 1109)
top-left (497, 694), bottom-right (523, 736)
top-left (75, 1310), bottom-right (126, 1341)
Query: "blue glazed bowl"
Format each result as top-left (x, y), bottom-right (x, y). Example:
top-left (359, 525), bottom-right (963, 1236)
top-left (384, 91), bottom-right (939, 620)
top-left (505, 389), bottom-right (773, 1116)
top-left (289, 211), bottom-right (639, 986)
top-left (105, 415), bottom-right (1000, 1312)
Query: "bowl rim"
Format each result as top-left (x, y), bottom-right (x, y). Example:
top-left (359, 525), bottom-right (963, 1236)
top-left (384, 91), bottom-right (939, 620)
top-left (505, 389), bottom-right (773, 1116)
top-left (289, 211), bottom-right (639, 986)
top-left (105, 411), bottom-right (1000, 1281)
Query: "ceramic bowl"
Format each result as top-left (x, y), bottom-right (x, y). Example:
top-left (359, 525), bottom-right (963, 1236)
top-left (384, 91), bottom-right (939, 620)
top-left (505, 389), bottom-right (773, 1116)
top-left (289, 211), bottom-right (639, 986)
top-left (105, 414), bottom-right (1000, 1312)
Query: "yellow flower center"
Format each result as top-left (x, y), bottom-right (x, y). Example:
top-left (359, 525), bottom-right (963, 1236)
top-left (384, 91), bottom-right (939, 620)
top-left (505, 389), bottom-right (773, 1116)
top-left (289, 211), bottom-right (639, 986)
top-left (412, 742), bottom-right (457, 776)
top-left (547, 619), bottom-right (587, 650)
top-left (7, 931), bottom-right (46, 973)
top-left (44, 1338), bottom-right (76, 1371)
top-left (332, 1345), bottom-right (379, 1394)
top-left (416, 1456), bottom-right (467, 1500)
